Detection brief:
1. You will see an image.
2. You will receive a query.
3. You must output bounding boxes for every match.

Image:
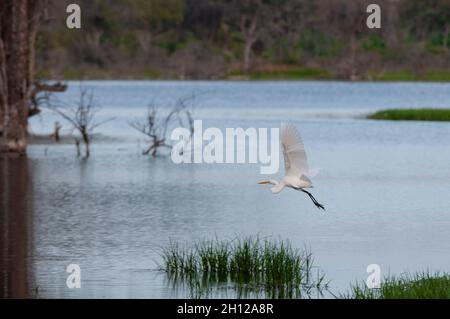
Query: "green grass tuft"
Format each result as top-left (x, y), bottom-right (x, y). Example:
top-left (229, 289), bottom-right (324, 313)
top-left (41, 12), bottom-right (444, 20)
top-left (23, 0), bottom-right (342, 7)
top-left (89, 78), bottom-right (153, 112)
top-left (367, 108), bottom-right (450, 122)
top-left (345, 272), bottom-right (450, 299)
top-left (160, 236), bottom-right (327, 298)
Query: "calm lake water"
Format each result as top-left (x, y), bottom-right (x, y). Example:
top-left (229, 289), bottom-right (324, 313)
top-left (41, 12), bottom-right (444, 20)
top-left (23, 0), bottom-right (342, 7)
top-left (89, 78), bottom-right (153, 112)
top-left (2, 81), bottom-right (450, 298)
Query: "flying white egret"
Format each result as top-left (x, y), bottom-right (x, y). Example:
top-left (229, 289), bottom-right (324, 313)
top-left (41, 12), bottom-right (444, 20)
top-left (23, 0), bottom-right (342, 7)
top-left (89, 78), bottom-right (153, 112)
top-left (258, 122), bottom-right (325, 210)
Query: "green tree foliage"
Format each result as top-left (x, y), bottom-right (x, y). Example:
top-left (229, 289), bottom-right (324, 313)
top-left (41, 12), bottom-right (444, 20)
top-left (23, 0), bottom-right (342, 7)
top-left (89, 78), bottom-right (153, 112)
top-left (400, 0), bottom-right (450, 51)
top-left (133, 0), bottom-right (185, 32)
top-left (36, 0), bottom-right (450, 80)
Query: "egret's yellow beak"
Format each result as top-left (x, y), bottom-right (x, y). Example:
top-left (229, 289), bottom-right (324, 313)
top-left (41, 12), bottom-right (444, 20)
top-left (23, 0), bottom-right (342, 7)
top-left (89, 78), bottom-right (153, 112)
top-left (258, 181), bottom-right (270, 185)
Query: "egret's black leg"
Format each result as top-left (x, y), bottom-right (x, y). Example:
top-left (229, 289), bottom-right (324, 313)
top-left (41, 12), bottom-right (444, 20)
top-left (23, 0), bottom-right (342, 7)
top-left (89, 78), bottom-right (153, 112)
top-left (300, 189), bottom-right (325, 210)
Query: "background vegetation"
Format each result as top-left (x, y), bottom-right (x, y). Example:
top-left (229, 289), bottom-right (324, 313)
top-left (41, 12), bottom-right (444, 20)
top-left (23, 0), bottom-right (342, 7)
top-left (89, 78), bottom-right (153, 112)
top-left (368, 109), bottom-right (450, 121)
top-left (346, 272), bottom-right (450, 299)
top-left (37, 0), bottom-right (450, 80)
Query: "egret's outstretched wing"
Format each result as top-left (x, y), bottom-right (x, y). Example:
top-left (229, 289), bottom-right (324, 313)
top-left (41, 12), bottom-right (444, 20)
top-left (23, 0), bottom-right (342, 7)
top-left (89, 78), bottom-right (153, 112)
top-left (281, 122), bottom-right (309, 177)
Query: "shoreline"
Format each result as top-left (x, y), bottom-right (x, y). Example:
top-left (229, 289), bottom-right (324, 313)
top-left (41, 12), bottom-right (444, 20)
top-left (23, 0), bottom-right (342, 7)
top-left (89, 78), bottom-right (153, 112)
top-left (37, 69), bottom-right (450, 83)
top-left (37, 77), bottom-right (450, 83)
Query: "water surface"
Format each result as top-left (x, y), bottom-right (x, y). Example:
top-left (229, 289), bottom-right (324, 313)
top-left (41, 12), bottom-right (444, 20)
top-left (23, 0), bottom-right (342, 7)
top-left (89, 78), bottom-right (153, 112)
top-left (2, 81), bottom-right (450, 298)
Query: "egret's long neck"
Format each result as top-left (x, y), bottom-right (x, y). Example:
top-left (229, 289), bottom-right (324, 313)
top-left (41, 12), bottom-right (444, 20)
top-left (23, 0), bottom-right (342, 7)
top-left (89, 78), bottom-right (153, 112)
top-left (270, 180), bottom-right (285, 194)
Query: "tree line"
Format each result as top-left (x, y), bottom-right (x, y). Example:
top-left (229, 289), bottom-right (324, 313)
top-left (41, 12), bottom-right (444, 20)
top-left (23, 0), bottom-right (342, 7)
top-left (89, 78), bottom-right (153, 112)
top-left (36, 0), bottom-right (450, 80)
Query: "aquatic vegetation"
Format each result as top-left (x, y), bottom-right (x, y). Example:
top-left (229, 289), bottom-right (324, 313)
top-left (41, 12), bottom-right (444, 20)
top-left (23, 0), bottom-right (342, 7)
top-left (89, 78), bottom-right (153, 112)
top-left (367, 108), bottom-right (450, 121)
top-left (345, 272), bottom-right (450, 299)
top-left (159, 236), bottom-right (328, 298)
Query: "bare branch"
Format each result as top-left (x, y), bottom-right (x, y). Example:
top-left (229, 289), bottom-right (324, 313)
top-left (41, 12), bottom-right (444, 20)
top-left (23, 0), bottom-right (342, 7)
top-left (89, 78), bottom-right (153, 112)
top-left (46, 86), bottom-right (114, 157)
top-left (130, 95), bottom-right (198, 157)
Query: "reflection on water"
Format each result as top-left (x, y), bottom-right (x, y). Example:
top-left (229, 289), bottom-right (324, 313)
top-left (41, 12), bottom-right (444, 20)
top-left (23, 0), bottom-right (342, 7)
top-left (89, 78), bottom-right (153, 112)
top-left (0, 156), bottom-right (34, 298)
top-left (165, 272), bottom-right (328, 299)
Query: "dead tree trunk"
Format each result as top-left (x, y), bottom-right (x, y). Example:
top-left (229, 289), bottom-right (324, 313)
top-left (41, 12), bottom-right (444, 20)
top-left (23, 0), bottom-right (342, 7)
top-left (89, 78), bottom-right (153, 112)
top-left (0, 0), bottom-right (45, 155)
top-left (243, 37), bottom-right (256, 73)
top-left (81, 131), bottom-right (90, 158)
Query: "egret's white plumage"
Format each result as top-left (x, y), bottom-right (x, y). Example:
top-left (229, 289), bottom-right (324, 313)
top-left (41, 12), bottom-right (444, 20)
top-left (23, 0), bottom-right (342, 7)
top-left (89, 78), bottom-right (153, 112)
top-left (281, 122), bottom-right (309, 178)
top-left (258, 122), bottom-right (325, 210)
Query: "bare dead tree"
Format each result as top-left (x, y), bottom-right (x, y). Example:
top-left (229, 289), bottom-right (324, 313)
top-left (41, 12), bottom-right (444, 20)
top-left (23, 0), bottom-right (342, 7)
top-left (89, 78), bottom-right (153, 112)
top-left (130, 96), bottom-right (196, 157)
top-left (130, 104), bottom-right (178, 157)
top-left (48, 87), bottom-right (113, 157)
top-left (49, 121), bottom-right (61, 142)
top-left (237, 0), bottom-right (267, 73)
top-left (74, 138), bottom-right (81, 157)
top-left (228, 0), bottom-right (279, 73)
top-left (174, 95), bottom-right (196, 137)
